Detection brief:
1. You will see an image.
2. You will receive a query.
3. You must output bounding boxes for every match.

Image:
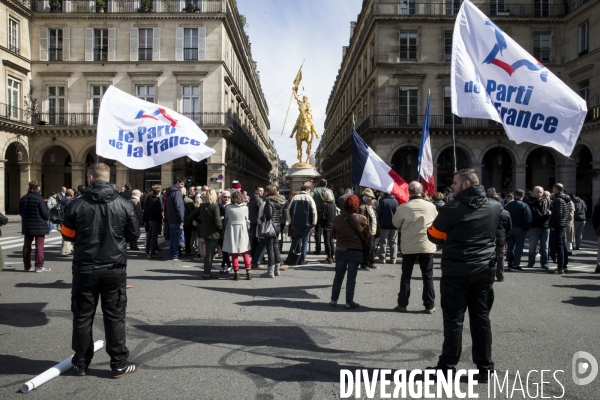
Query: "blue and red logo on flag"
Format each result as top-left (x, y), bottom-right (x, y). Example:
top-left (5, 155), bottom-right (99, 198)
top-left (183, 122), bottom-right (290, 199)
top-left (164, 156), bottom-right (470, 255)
top-left (135, 108), bottom-right (179, 127)
top-left (482, 20), bottom-right (548, 82)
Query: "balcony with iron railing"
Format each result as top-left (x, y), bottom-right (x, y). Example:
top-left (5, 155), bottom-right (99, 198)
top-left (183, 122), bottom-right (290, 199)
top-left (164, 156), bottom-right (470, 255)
top-left (9, 44), bottom-right (20, 54)
top-left (184, 48), bottom-right (198, 60)
top-left (94, 48), bottom-right (108, 61)
top-left (31, 0), bottom-right (224, 13)
top-left (0, 103), bottom-right (32, 124)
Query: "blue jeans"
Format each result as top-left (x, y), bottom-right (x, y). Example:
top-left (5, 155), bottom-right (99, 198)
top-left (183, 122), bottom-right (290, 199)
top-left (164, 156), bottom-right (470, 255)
top-left (551, 227), bottom-right (567, 270)
top-left (169, 223), bottom-right (181, 259)
top-left (331, 259), bottom-right (360, 304)
top-left (48, 221), bottom-right (55, 230)
top-left (528, 227), bottom-right (549, 267)
top-left (507, 228), bottom-right (527, 267)
top-left (251, 238), bottom-right (266, 265)
top-left (288, 226), bottom-right (311, 265)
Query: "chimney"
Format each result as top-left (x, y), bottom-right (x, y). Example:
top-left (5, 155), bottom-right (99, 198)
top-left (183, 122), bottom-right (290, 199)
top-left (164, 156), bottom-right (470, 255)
top-left (350, 21), bottom-right (357, 40)
top-left (342, 46), bottom-right (348, 58)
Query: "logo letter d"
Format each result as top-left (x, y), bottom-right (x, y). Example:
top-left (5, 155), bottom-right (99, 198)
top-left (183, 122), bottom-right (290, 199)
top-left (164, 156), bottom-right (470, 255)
top-left (572, 351), bottom-right (598, 385)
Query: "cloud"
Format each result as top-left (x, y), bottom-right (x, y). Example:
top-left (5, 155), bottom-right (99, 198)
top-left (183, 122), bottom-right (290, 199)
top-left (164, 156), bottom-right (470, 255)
top-left (237, 0), bottom-right (363, 169)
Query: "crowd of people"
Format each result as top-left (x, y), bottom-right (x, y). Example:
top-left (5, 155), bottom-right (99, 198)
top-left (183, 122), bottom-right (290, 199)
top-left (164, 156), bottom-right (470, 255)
top-left (6, 163), bottom-right (600, 380)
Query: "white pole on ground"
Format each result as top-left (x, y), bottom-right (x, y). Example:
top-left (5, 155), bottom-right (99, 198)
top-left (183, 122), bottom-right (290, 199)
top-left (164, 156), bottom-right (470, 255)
top-left (21, 340), bottom-right (104, 393)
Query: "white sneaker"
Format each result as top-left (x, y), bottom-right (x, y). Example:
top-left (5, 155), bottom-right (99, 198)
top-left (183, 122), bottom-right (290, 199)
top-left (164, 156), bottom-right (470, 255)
top-left (50, 229), bottom-right (58, 232)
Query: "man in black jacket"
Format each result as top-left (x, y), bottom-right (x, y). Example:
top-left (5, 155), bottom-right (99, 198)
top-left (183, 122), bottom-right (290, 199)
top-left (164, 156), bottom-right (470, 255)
top-left (19, 181), bottom-right (50, 272)
top-left (489, 195), bottom-right (512, 282)
top-left (165, 179), bottom-right (185, 260)
top-left (143, 185), bottom-right (163, 259)
top-left (426, 169), bottom-right (501, 382)
top-left (572, 194), bottom-right (587, 250)
top-left (376, 192), bottom-right (399, 264)
top-left (527, 186), bottom-right (551, 269)
top-left (62, 163), bottom-right (140, 379)
top-left (248, 187), bottom-right (265, 267)
top-left (548, 183), bottom-right (570, 274)
top-left (504, 189), bottom-right (532, 270)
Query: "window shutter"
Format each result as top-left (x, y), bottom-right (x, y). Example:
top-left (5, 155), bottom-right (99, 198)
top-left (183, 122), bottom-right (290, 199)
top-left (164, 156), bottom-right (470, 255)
top-left (175, 27), bottom-right (183, 61)
top-left (198, 27), bottom-right (206, 61)
top-left (64, 0), bottom-right (72, 12)
top-left (153, 28), bottom-right (161, 61)
top-left (177, 0), bottom-right (184, 12)
top-left (85, 28), bottom-right (93, 61)
top-left (42, 0), bottom-right (49, 11)
top-left (130, 28), bottom-right (138, 61)
top-left (108, 28), bottom-right (116, 61)
top-left (63, 27), bottom-right (70, 61)
top-left (40, 27), bottom-right (48, 62)
top-left (108, 0), bottom-right (116, 12)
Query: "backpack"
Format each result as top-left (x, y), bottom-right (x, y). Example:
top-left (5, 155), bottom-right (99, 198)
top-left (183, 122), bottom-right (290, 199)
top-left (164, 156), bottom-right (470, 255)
top-left (49, 203), bottom-right (64, 224)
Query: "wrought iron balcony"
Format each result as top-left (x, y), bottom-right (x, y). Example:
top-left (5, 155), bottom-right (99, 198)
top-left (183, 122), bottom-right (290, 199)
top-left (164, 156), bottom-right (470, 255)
top-left (49, 48), bottom-right (63, 61)
top-left (31, 0), bottom-right (225, 13)
top-left (356, 115), bottom-right (502, 131)
top-left (0, 103), bottom-right (32, 124)
top-left (9, 44), bottom-right (20, 54)
top-left (183, 48), bottom-right (198, 61)
top-left (138, 48), bottom-right (153, 61)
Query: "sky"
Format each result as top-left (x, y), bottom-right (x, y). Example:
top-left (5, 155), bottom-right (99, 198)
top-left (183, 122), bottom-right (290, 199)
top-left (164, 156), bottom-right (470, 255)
top-left (237, 0), bottom-right (364, 167)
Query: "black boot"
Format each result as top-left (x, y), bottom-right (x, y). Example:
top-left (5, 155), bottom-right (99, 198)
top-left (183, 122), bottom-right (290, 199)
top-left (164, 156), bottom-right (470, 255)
top-left (246, 270), bottom-right (252, 280)
top-left (231, 272), bottom-right (239, 281)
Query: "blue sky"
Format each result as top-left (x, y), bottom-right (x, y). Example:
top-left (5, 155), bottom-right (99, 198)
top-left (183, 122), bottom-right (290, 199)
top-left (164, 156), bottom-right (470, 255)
top-left (237, 0), bottom-right (364, 167)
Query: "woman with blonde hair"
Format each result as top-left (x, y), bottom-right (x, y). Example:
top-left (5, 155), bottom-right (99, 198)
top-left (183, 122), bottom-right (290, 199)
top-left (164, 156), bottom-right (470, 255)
top-left (222, 190), bottom-right (252, 280)
top-left (192, 189), bottom-right (222, 280)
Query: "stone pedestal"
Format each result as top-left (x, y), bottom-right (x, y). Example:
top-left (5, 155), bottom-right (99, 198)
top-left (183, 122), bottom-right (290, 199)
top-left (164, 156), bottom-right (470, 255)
top-left (287, 166), bottom-right (321, 193)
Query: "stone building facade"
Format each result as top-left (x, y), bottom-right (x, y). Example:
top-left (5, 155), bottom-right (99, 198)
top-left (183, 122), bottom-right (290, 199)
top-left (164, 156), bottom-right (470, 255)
top-left (0, 0), bottom-right (278, 213)
top-left (317, 0), bottom-right (600, 205)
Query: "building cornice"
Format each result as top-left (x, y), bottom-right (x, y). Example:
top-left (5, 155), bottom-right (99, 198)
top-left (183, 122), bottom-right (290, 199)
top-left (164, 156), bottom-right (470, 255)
top-left (172, 71), bottom-right (208, 77)
top-left (2, 59), bottom-right (30, 75)
top-left (31, 13), bottom-right (225, 21)
top-left (1, 0), bottom-right (33, 18)
top-left (81, 71), bottom-right (118, 77)
top-left (127, 71), bottom-right (163, 78)
top-left (0, 46), bottom-right (32, 64)
top-left (36, 71), bottom-right (72, 77)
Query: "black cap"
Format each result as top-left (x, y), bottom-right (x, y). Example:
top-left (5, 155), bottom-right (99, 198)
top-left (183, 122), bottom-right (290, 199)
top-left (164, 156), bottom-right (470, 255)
top-left (515, 189), bottom-right (525, 197)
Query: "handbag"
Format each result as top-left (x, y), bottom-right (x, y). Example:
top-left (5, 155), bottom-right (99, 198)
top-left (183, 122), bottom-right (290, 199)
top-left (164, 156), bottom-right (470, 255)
top-left (257, 216), bottom-right (276, 238)
top-left (344, 216), bottom-right (370, 264)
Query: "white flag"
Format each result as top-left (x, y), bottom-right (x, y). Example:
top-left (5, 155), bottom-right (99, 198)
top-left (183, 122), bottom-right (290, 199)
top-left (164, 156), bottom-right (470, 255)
top-left (451, 0), bottom-right (587, 157)
top-left (96, 86), bottom-right (215, 169)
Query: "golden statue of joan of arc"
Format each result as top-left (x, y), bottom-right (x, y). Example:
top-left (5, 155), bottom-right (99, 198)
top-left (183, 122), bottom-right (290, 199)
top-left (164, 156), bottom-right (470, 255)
top-left (283, 63), bottom-right (319, 167)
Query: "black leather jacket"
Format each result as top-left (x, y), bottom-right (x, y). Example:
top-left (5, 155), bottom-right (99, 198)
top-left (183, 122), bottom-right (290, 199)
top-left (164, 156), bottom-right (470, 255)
top-left (549, 193), bottom-right (571, 228)
top-left (427, 185), bottom-right (502, 276)
top-left (62, 180), bottom-right (140, 270)
top-left (264, 196), bottom-right (285, 226)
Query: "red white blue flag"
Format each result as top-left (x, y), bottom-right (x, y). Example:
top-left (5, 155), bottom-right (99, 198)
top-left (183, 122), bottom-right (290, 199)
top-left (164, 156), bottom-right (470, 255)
top-left (451, 0), bottom-right (587, 157)
top-left (418, 94), bottom-right (435, 196)
top-left (352, 124), bottom-right (409, 204)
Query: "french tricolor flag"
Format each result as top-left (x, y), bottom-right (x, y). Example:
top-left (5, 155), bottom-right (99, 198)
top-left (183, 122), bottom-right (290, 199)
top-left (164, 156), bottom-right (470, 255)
top-left (418, 94), bottom-right (435, 196)
top-left (352, 124), bottom-right (409, 204)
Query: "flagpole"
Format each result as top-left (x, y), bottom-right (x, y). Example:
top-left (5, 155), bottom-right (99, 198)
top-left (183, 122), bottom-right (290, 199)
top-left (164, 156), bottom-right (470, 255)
top-left (452, 114), bottom-right (457, 173)
top-left (352, 113), bottom-right (355, 195)
top-left (281, 60), bottom-right (305, 136)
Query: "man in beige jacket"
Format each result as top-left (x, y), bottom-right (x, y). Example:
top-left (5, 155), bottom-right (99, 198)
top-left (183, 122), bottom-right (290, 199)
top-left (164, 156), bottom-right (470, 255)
top-left (392, 181), bottom-right (438, 313)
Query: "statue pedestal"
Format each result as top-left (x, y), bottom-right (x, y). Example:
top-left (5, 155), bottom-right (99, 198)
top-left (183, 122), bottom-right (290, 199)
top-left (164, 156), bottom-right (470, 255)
top-left (287, 166), bottom-right (320, 193)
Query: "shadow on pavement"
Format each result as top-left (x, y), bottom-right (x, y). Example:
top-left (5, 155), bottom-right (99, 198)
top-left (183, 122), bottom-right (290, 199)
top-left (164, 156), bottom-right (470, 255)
top-left (0, 303), bottom-right (49, 327)
top-left (0, 355), bottom-right (58, 376)
top-left (552, 284), bottom-right (600, 291)
top-left (15, 280), bottom-right (71, 289)
top-left (133, 324), bottom-right (349, 354)
top-left (562, 296), bottom-right (600, 307)
top-left (198, 285), bottom-right (331, 299)
top-left (235, 298), bottom-right (396, 314)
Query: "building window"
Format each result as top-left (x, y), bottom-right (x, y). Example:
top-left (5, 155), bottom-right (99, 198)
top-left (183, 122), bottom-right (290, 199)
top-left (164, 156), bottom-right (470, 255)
top-left (399, 87), bottom-right (418, 124)
top-left (181, 85), bottom-right (200, 123)
top-left (136, 85), bottom-right (155, 103)
top-left (533, 33), bottom-right (551, 62)
top-left (48, 86), bottom-right (65, 125)
top-left (577, 80), bottom-right (589, 104)
top-left (445, 0), bottom-right (460, 15)
top-left (399, 32), bottom-right (417, 60)
top-left (9, 18), bottom-right (19, 54)
top-left (139, 29), bottom-right (153, 61)
top-left (91, 85), bottom-right (108, 124)
top-left (490, 0), bottom-right (506, 15)
top-left (7, 77), bottom-right (21, 120)
top-left (444, 31), bottom-right (452, 62)
top-left (49, 29), bottom-right (63, 61)
top-left (184, 28), bottom-right (198, 61)
top-left (400, 0), bottom-right (415, 14)
top-left (444, 86), bottom-right (462, 125)
top-left (534, 0), bottom-right (549, 16)
top-left (370, 41), bottom-right (375, 69)
top-left (579, 21), bottom-right (588, 56)
top-left (94, 29), bottom-right (108, 61)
